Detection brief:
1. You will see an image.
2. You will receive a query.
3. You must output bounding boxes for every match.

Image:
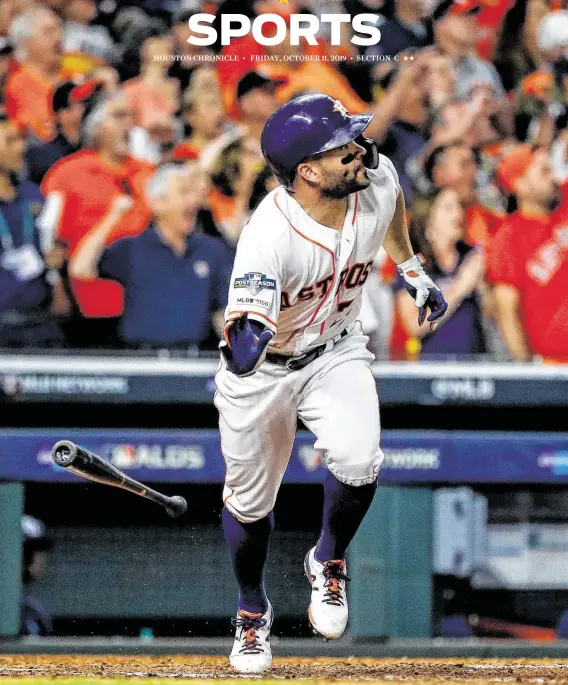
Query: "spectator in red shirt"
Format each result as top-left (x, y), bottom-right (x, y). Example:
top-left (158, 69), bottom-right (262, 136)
top-left (41, 92), bottom-right (153, 347)
top-left (489, 145), bottom-right (568, 362)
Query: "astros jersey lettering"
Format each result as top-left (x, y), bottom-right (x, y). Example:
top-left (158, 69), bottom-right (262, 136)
top-left (225, 155), bottom-right (400, 355)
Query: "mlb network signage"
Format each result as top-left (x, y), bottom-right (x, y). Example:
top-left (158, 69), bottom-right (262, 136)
top-left (1, 429), bottom-right (568, 484)
top-left (188, 14), bottom-right (382, 46)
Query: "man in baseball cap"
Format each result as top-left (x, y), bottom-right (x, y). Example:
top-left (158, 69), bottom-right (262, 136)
top-left (433, 0), bottom-right (508, 103)
top-left (489, 146), bottom-right (568, 362)
top-left (495, 145), bottom-right (544, 196)
top-left (25, 81), bottom-right (91, 184)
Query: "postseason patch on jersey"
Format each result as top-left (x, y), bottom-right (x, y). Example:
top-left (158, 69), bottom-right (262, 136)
top-left (234, 272), bottom-right (276, 296)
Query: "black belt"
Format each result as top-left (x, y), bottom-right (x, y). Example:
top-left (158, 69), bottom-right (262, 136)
top-left (265, 328), bottom-right (348, 371)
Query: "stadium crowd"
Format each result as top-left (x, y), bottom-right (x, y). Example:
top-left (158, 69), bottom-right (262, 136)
top-left (0, 0), bottom-right (567, 361)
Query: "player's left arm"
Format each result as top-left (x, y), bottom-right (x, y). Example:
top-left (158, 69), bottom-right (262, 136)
top-left (383, 189), bottom-right (448, 328)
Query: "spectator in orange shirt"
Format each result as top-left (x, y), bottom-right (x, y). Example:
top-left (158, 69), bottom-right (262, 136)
top-left (41, 92), bottom-right (153, 347)
top-left (6, 6), bottom-right (64, 141)
top-left (489, 146), bottom-right (568, 362)
top-left (425, 143), bottom-right (504, 246)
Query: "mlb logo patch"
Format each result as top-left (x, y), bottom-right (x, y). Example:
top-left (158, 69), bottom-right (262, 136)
top-left (234, 272), bottom-right (276, 296)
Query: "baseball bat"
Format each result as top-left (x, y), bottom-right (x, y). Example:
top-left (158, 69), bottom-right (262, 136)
top-left (51, 440), bottom-right (188, 518)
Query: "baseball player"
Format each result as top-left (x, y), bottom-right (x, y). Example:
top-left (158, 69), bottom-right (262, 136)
top-left (215, 94), bottom-right (448, 673)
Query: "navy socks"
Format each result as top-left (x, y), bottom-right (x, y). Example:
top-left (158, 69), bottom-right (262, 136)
top-left (222, 472), bottom-right (377, 613)
top-left (315, 471), bottom-right (377, 563)
top-left (222, 507), bottom-right (274, 614)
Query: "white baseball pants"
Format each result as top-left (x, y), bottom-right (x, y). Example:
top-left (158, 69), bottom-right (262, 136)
top-left (214, 324), bottom-right (384, 523)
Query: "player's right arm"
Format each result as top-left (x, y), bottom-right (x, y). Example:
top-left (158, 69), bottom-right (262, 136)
top-left (220, 229), bottom-right (283, 377)
top-left (224, 228), bottom-right (282, 336)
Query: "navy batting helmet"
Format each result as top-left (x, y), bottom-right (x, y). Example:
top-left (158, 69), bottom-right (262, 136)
top-left (261, 93), bottom-right (378, 187)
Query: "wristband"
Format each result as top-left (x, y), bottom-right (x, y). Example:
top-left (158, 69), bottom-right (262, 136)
top-left (396, 253), bottom-right (425, 273)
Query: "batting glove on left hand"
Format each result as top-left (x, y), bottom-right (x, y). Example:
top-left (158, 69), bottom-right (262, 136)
top-left (220, 312), bottom-right (273, 377)
top-left (397, 255), bottom-right (448, 329)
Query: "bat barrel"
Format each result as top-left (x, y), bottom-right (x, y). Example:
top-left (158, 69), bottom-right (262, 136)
top-left (52, 440), bottom-right (79, 467)
top-left (164, 495), bottom-right (188, 518)
top-left (50, 439), bottom-right (187, 518)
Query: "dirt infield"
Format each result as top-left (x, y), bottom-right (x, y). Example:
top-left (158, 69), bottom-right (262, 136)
top-left (2, 656), bottom-right (568, 683)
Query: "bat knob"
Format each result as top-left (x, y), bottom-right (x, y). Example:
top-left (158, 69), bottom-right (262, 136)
top-left (166, 496), bottom-right (187, 518)
top-left (52, 440), bottom-right (78, 467)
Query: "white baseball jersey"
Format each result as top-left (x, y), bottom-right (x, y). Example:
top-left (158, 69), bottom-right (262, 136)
top-left (225, 154), bottom-right (401, 356)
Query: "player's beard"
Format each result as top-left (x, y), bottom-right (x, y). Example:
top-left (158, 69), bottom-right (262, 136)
top-left (320, 165), bottom-right (370, 199)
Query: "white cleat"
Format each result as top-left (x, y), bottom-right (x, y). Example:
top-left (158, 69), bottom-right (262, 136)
top-left (229, 602), bottom-right (273, 673)
top-left (304, 547), bottom-right (350, 640)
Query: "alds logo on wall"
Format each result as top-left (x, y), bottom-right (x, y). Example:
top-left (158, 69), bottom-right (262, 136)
top-left (234, 272), bottom-right (276, 296)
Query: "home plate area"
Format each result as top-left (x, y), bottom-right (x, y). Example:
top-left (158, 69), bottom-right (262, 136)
top-left (2, 656), bottom-right (568, 684)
